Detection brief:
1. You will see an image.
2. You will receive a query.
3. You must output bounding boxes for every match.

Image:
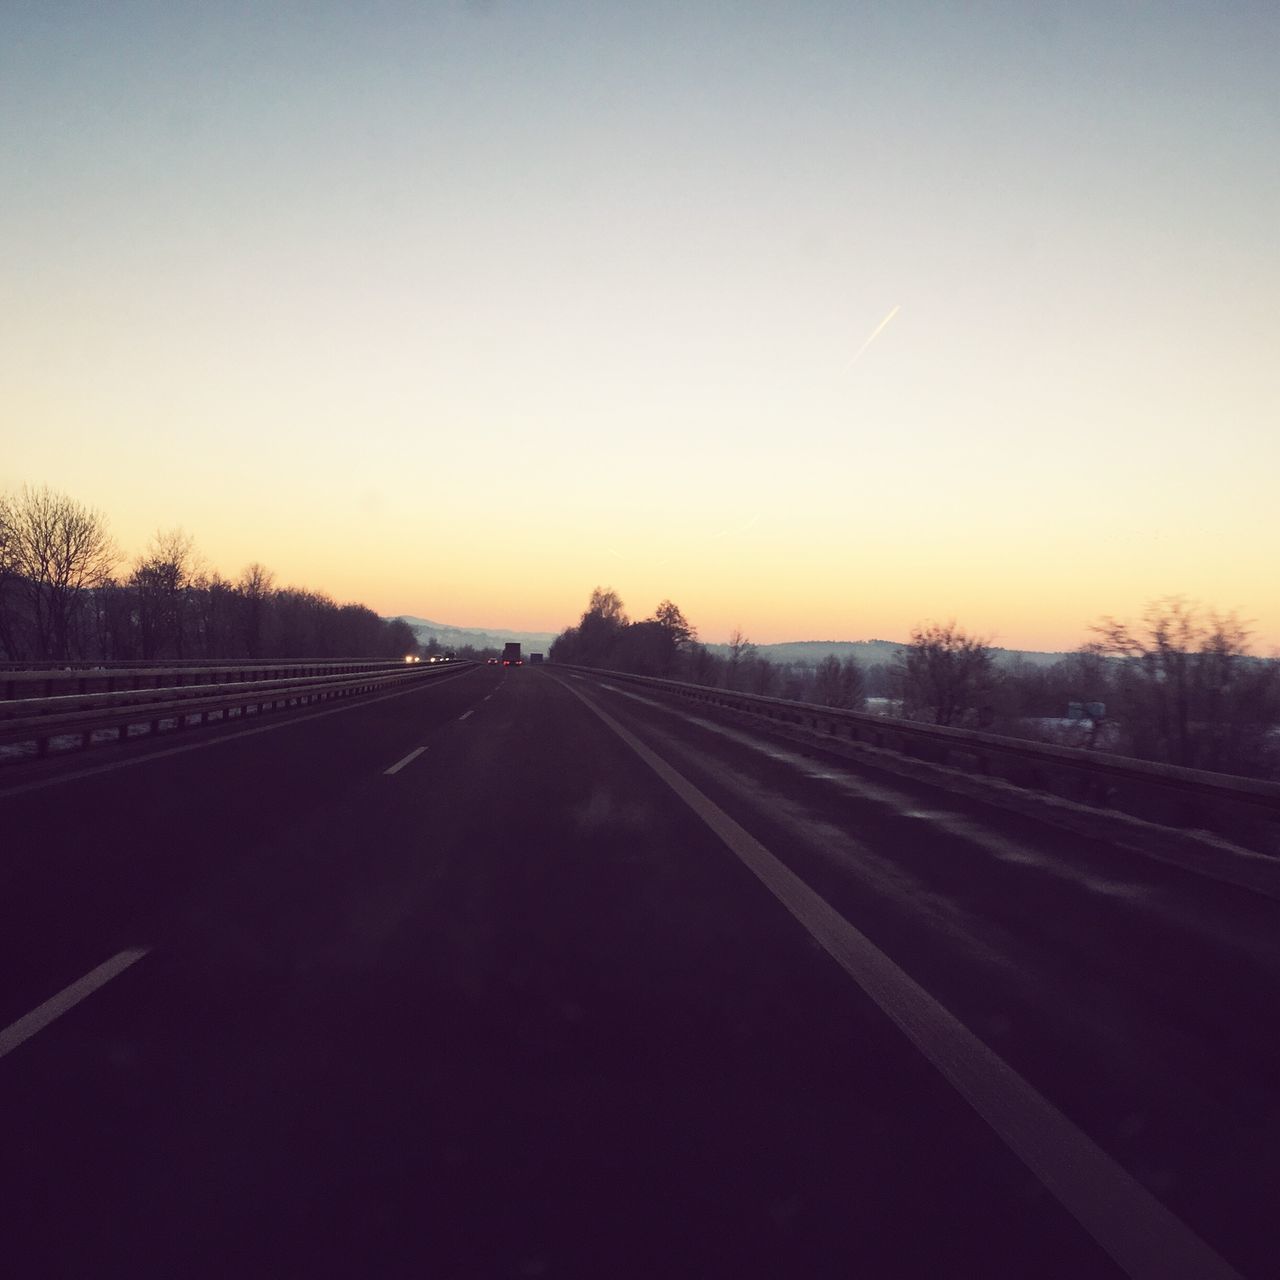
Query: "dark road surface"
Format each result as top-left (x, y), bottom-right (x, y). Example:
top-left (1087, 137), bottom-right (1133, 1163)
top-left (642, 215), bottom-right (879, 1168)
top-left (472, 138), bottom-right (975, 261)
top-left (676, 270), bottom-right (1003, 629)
top-left (2, 665), bottom-right (1276, 1278)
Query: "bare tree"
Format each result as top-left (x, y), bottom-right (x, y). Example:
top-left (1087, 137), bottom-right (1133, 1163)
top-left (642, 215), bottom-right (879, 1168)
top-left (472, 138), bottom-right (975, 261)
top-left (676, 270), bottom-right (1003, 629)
top-left (0, 487), bottom-right (438, 663)
top-left (188, 570), bottom-right (237, 658)
top-left (651, 600), bottom-right (695, 647)
top-left (687, 642), bottom-right (719, 686)
top-left (726, 628), bottom-right (755, 690)
top-left (898, 621), bottom-right (994, 726)
top-left (6, 485), bottom-right (116, 659)
top-left (648, 600), bottom-right (696, 674)
top-left (383, 617), bottom-right (418, 660)
top-left (572, 586), bottom-right (628, 665)
top-left (587, 586), bottom-right (627, 625)
top-left (0, 492), bottom-right (13, 577)
top-left (237, 562), bottom-right (275, 658)
top-left (131, 528), bottom-right (197, 659)
top-left (815, 653), bottom-right (866, 710)
top-left (91, 575), bottom-right (138, 662)
top-left (612, 620), bottom-right (671, 674)
top-left (0, 491), bottom-right (20, 658)
top-left (746, 652), bottom-right (777, 695)
top-left (1088, 596), bottom-right (1277, 773)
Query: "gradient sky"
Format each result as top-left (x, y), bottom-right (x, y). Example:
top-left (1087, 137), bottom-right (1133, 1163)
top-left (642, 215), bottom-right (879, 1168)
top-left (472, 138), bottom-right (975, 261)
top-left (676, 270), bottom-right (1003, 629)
top-left (3, 1), bottom-right (1277, 650)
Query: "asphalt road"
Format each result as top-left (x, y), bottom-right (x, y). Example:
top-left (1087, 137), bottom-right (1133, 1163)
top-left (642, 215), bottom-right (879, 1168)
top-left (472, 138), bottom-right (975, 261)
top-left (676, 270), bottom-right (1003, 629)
top-left (1, 665), bottom-right (1275, 1278)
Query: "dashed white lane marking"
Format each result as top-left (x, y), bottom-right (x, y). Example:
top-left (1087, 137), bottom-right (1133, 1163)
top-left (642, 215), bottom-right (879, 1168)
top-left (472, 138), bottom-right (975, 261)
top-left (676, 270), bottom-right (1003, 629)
top-left (560, 678), bottom-right (1243, 1280)
top-left (458, 709), bottom-right (475, 721)
top-left (0, 949), bottom-right (150, 1062)
top-left (384, 746), bottom-right (427, 776)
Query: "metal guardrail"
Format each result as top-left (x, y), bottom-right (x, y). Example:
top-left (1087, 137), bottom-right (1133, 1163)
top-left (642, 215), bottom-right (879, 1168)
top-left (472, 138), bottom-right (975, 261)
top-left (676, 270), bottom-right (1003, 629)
top-left (0, 660), bottom-right (414, 701)
top-left (560, 665), bottom-right (1280, 857)
top-left (0, 657), bottom-right (396, 671)
top-left (0, 662), bottom-right (471, 761)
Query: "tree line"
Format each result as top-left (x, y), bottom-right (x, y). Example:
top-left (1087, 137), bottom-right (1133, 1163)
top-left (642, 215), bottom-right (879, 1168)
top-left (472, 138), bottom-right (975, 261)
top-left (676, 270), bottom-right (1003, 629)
top-left (551, 588), bottom-right (875, 706)
top-left (0, 485), bottom-right (417, 662)
top-left (898, 607), bottom-right (1280, 778)
top-left (550, 588), bottom-right (1280, 781)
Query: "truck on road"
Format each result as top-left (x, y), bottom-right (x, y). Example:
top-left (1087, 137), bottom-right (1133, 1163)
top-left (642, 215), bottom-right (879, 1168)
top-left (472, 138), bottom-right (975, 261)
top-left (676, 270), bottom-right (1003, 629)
top-left (502, 642), bottom-right (522, 667)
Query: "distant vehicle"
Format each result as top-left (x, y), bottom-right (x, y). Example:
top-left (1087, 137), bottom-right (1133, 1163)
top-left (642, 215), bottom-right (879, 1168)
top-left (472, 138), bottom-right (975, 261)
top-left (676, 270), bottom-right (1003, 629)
top-left (502, 642), bottom-right (523, 667)
top-left (529, 652), bottom-right (544, 665)
top-left (486, 657), bottom-right (499, 665)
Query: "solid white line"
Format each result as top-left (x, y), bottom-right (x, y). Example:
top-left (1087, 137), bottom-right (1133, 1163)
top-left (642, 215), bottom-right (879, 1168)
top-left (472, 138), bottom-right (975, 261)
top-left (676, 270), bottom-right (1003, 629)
top-left (0, 669), bottom-right (476, 798)
top-left (458, 710), bottom-right (474, 721)
top-left (559, 679), bottom-right (1243, 1280)
top-left (384, 746), bottom-right (426, 776)
top-left (0, 948), bottom-right (150, 1061)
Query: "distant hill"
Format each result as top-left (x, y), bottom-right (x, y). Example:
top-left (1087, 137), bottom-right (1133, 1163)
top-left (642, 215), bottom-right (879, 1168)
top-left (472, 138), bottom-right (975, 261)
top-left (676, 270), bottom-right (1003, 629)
top-left (714, 639), bottom-right (902, 666)
top-left (703, 639), bottom-right (1073, 669)
top-left (392, 616), bottom-right (558, 655)
top-left (392, 618), bottom-right (1073, 667)
top-left (394, 619), bottom-right (1075, 670)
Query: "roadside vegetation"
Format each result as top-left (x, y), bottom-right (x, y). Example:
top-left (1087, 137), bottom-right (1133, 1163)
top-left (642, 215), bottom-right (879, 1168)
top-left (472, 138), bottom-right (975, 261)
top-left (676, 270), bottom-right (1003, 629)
top-left (552, 589), bottom-right (1280, 782)
top-left (6, 483), bottom-right (1275, 779)
top-left (0, 485), bottom-right (416, 662)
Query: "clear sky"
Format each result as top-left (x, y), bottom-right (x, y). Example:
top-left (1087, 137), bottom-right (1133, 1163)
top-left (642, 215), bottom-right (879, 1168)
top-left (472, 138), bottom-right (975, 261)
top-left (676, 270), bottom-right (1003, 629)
top-left (3, 1), bottom-right (1277, 650)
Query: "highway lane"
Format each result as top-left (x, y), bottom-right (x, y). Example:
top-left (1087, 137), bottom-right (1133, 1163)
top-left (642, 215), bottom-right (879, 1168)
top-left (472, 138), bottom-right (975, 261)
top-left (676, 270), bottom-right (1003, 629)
top-left (0, 665), bottom-right (1271, 1276)
top-left (564, 670), bottom-right (1280, 1275)
top-left (0, 664), bottom-right (485, 1032)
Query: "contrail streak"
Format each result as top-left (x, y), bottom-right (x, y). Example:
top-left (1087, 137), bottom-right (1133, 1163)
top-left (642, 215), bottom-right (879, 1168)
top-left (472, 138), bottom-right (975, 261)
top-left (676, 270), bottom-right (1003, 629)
top-left (850, 304), bottom-right (901, 366)
top-left (712, 512), bottom-right (762, 541)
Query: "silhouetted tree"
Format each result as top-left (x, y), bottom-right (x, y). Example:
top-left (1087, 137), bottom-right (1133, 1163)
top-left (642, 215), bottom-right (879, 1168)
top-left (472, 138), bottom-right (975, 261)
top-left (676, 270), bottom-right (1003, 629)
top-left (588, 587), bottom-right (627, 624)
top-left (189, 571), bottom-right (239, 658)
top-left (0, 491), bottom-right (20, 659)
top-left (898, 621), bottom-right (994, 726)
top-left (0, 485), bottom-right (432, 663)
top-left (814, 654), bottom-right (866, 710)
top-left (745, 652), bottom-right (777, 695)
top-left (5, 485), bottom-right (117, 659)
top-left (130, 528), bottom-right (197, 659)
top-left (237, 563), bottom-right (275, 658)
top-left (549, 625), bottom-right (579, 665)
top-left (687, 642), bottom-right (720, 686)
top-left (641, 600), bottom-right (696, 675)
top-left (726, 628), bottom-right (755, 690)
top-left (612, 620), bottom-right (671, 675)
top-left (88, 578), bottom-right (138, 662)
top-left (575, 586), bottom-right (628, 665)
top-left (1088, 597), bottom-right (1280, 774)
top-left (652, 600), bottom-right (694, 645)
